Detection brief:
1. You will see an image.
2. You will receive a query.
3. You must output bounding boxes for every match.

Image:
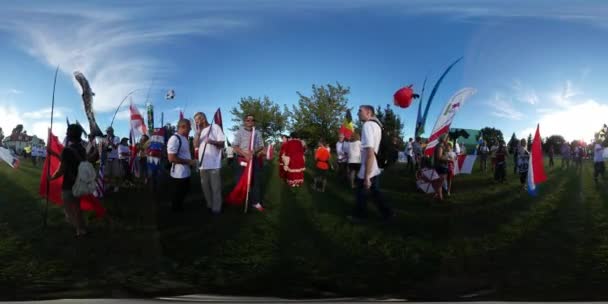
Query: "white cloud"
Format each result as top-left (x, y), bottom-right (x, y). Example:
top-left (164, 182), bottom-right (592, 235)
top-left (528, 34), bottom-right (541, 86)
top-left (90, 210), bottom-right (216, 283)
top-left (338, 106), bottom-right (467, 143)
top-left (23, 107), bottom-right (69, 119)
top-left (487, 93), bottom-right (525, 120)
top-left (518, 99), bottom-right (608, 142)
top-left (0, 105), bottom-right (24, 137)
top-left (0, 3), bottom-right (250, 113)
top-left (551, 80), bottom-right (583, 108)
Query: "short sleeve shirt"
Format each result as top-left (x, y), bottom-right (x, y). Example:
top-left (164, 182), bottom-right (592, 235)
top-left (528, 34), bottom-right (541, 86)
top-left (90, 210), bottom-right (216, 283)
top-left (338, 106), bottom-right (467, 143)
top-left (167, 134), bottom-right (191, 179)
top-left (358, 120), bottom-right (382, 179)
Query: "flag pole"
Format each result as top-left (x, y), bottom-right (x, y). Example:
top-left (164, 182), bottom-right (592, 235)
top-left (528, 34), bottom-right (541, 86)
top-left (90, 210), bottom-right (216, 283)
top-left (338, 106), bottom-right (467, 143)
top-left (244, 127), bottom-right (255, 214)
top-left (44, 65), bottom-right (60, 229)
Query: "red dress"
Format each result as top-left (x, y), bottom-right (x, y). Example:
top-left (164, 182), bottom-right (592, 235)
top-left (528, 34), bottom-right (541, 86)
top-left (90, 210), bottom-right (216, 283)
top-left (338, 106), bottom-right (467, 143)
top-left (282, 139), bottom-right (305, 187)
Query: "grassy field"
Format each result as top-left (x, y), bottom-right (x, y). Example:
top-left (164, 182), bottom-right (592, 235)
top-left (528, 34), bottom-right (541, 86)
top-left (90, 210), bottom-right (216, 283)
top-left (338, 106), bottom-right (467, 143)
top-left (1, 156), bottom-right (608, 301)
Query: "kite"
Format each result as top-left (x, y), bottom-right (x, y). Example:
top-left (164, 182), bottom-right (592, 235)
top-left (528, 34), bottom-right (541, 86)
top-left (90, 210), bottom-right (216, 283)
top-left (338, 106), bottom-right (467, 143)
top-left (165, 89), bottom-right (175, 100)
top-left (393, 85), bottom-right (420, 109)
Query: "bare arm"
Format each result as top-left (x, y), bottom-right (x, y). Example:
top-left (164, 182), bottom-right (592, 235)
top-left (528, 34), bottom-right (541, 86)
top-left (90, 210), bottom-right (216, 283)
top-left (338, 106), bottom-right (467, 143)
top-left (50, 162), bottom-right (65, 180)
top-left (364, 147), bottom-right (374, 180)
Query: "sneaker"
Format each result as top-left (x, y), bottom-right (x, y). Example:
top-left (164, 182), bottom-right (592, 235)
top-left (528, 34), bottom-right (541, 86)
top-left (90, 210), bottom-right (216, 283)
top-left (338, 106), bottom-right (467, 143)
top-left (253, 203), bottom-right (265, 212)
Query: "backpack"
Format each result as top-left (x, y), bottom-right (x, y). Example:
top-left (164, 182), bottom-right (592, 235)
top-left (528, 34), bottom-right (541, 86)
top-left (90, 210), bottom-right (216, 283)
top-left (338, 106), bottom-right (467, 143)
top-left (68, 146), bottom-right (97, 197)
top-left (369, 119), bottom-right (396, 169)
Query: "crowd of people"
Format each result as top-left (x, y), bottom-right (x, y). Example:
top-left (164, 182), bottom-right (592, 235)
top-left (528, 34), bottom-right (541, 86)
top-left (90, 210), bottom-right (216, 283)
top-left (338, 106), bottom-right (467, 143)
top-left (41, 105), bottom-right (607, 236)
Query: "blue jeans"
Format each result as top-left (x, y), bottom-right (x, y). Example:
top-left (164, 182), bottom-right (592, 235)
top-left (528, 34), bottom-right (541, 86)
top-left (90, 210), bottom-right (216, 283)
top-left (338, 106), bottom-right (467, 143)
top-left (235, 159), bottom-right (262, 206)
top-left (354, 175), bottom-right (392, 219)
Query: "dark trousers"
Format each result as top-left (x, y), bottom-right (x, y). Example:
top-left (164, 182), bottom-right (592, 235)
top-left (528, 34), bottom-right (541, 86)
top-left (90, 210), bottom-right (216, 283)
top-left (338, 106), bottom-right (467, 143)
top-left (549, 156), bottom-right (554, 167)
top-left (407, 155), bottom-right (414, 172)
top-left (171, 177), bottom-right (190, 211)
top-left (519, 171), bottom-right (528, 185)
top-left (235, 160), bottom-right (262, 206)
top-left (354, 176), bottom-right (392, 219)
top-left (495, 162), bottom-right (506, 182)
top-left (337, 162), bottom-right (348, 181)
top-left (594, 162), bottom-right (605, 180)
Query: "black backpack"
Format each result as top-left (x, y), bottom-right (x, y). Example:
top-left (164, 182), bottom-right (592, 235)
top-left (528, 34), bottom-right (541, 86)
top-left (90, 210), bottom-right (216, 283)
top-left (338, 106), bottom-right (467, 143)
top-left (369, 120), bottom-right (396, 169)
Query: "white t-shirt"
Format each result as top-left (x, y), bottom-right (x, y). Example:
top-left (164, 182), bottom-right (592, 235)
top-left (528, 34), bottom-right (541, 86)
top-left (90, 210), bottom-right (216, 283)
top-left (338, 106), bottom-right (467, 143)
top-left (595, 144), bottom-right (604, 162)
top-left (358, 121), bottom-right (382, 179)
top-left (167, 133), bottom-right (192, 179)
top-left (106, 136), bottom-right (121, 159)
top-left (197, 125), bottom-right (226, 170)
top-left (348, 140), bottom-right (362, 164)
top-left (405, 141), bottom-right (413, 156)
top-left (336, 141), bottom-right (348, 163)
top-left (118, 144), bottom-right (130, 160)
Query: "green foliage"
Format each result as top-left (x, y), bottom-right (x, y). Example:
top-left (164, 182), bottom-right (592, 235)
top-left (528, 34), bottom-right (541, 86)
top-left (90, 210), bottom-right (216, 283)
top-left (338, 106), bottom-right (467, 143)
top-left (544, 135), bottom-right (566, 153)
top-left (288, 83), bottom-right (350, 146)
top-left (376, 104), bottom-right (404, 140)
top-left (480, 127), bottom-right (505, 146)
top-left (229, 96), bottom-right (289, 142)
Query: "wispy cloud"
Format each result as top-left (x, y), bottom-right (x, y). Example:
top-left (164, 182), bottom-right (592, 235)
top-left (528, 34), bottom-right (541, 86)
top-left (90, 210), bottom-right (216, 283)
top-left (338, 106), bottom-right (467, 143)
top-left (487, 93), bottom-right (525, 120)
top-left (511, 79), bottom-right (539, 105)
top-left (551, 80), bottom-right (583, 108)
top-left (0, 2), bottom-right (250, 113)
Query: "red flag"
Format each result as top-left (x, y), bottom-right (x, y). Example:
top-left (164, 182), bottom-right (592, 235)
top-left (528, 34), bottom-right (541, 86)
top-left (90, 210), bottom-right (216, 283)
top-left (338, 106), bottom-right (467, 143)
top-left (225, 127), bottom-right (255, 205)
top-left (39, 131), bottom-right (106, 218)
top-left (225, 160), bottom-right (252, 205)
top-left (213, 108), bottom-right (223, 130)
top-left (531, 124), bottom-right (547, 184)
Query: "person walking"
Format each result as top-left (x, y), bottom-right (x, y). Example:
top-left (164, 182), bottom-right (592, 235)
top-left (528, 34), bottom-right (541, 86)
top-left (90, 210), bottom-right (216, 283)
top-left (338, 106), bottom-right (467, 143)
top-left (313, 139), bottom-right (331, 192)
top-left (594, 141), bottom-right (605, 183)
top-left (348, 105), bottom-right (393, 222)
top-left (347, 133), bottom-right (362, 189)
top-left (336, 134), bottom-right (349, 183)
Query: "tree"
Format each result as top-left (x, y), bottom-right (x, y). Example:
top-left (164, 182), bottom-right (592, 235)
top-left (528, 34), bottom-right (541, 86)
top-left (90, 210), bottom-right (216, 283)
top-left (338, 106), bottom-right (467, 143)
top-left (288, 83), bottom-right (350, 147)
top-left (0, 127), bottom-right (4, 143)
top-left (507, 133), bottom-right (519, 154)
top-left (11, 124), bottom-right (24, 135)
top-left (544, 135), bottom-right (566, 153)
top-left (480, 127), bottom-right (504, 146)
top-left (230, 96), bottom-right (289, 143)
top-left (376, 104), bottom-right (404, 140)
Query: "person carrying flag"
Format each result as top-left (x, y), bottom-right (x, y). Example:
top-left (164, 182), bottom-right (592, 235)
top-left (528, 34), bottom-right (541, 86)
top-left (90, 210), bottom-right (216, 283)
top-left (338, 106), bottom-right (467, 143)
top-left (232, 114), bottom-right (265, 212)
top-left (517, 139), bottom-right (531, 191)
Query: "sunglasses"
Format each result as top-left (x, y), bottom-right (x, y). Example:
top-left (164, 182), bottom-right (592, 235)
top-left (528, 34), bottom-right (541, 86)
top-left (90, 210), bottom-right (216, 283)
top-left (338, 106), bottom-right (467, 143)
top-left (245, 118), bottom-right (255, 122)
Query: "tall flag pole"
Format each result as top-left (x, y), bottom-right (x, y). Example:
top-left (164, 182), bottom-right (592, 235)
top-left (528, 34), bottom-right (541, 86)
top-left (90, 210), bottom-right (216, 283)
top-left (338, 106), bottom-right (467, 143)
top-left (44, 65), bottom-right (60, 229)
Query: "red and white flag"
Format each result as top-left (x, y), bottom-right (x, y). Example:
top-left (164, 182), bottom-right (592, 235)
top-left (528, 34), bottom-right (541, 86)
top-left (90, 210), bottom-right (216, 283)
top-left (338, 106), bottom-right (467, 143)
top-left (453, 154), bottom-right (477, 175)
top-left (424, 88), bottom-right (476, 156)
top-left (130, 100), bottom-right (147, 137)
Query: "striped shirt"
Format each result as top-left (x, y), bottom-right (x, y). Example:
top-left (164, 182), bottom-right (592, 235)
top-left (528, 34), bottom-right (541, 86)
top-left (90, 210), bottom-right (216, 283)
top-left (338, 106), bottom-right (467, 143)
top-left (232, 127), bottom-right (264, 154)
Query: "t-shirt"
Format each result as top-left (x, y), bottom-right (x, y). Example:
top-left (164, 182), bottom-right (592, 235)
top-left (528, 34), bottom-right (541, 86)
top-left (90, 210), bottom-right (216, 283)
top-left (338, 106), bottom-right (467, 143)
top-left (118, 144), bottom-right (130, 160)
top-left (232, 127), bottom-right (263, 156)
top-left (336, 141), bottom-right (348, 163)
top-left (167, 133), bottom-right (192, 179)
top-left (348, 140), bottom-right (362, 164)
top-left (315, 147), bottom-right (330, 170)
top-left (517, 149), bottom-right (530, 173)
top-left (595, 144), bottom-right (605, 162)
top-left (61, 143), bottom-right (86, 191)
top-left (358, 120), bottom-right (382, 179)
top-left (479, 146), bottom-right (489, 155)
top-left (405, 141), bottom-right (413, 156)
top-left (197, 124), bottom-right (226, 170)
top-left (106, 136), bottom-right (121, 159)
top-left (495, 148), bottom-right (506, 163)
top-left (413, 142), bottom-right (422, 156)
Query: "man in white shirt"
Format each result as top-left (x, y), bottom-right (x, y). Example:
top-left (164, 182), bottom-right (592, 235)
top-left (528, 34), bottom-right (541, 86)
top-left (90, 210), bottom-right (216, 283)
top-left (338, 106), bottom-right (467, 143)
top-left (167, 119), bottom-right (197, 212)
top-left (104, 127), bottom-right (122, 192)
top-left (594, 141), bottom-right (605, 183)
top-left (348, 105), bottom-right (393, 223)
top-left (194, 112), bottom-right (226, 215)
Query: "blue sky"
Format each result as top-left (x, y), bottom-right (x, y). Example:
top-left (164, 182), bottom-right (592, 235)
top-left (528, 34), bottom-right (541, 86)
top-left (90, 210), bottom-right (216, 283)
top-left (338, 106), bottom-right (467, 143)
top-left (1, 0), bottom-right (608, 143)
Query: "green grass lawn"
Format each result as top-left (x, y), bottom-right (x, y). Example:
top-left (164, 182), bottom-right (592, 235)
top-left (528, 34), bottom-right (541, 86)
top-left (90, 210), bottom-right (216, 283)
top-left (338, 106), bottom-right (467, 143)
top-left (1, 157), bottom-right (608, 301)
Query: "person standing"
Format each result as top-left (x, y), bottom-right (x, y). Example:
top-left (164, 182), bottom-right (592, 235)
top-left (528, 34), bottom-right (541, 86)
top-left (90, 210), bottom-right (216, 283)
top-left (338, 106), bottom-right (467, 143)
top-left (494, 141), bottom-right (508, 183)
top-left (349, 105), bottom-right (393, 222)
top-left (478, 141), bottom-right (489, 172)
top-left (594, 141), bottom-right (605, 183)
top-left (336, 134), bottom-right (349, 183)
top-left (282, 132), bottom-right (306, 188)
top-left (548, 145), bottom-right (555, 168)
top-left (50, 124), bottom-right (88, 237)
top-left (314, 139), bottom-right (331, 192)
top-left (347, 133), bottom-right (362, 189)
top-left (405, 138), bottom-right (414, 173)
top-left (194, 112), bottom-right (226, 215)
top-left (517, 139), bottom-right (530, 191)
top-left (413, 136), bottom-right (423, 171)
top-left (118, 137), bottom-right (131, 187)
top-left (278, 134), bottom-right (289, 182)
top-left (137, 135), bottom-right (150, 185)
top-left (561, 142), bottom-right (571, 169)
top-left (167, 119), bottom-right (197, 212)
top-left (232, 114), bottom-right (265, 212)
top-left (433, 135), bottom-right (450, 200)
top-left (103, 127), bottom-right (122, 193)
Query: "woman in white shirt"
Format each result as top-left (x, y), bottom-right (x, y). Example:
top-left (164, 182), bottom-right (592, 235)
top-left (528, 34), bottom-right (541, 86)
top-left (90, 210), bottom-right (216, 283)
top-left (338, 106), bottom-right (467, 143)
top-left (347, 132), bottom-right (362, 189)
